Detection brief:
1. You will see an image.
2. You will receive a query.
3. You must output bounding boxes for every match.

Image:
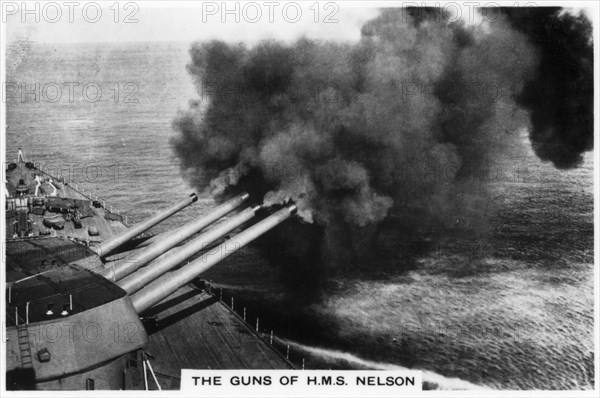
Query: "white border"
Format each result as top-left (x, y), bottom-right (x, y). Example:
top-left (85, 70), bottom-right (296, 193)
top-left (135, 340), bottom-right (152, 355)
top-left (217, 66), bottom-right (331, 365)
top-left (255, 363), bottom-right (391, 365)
top-left (0, 1), bottom-right (598, 397)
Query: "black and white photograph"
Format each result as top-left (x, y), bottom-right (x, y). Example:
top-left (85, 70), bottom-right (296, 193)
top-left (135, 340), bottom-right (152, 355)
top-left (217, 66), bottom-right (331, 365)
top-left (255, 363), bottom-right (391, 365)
top-left (1, 1), bottom-right (598, 395)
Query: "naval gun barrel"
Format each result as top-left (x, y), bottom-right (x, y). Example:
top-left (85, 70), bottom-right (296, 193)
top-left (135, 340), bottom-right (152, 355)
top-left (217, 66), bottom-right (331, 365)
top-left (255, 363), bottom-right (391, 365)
top-left (99, 193), bottom-right (250, 281)
top-left (118, 205), bottom-right (259, 294)
top-left (130, 205), bottom-right (297, 313)
top-left (96, 193), bottom-right (198, 258)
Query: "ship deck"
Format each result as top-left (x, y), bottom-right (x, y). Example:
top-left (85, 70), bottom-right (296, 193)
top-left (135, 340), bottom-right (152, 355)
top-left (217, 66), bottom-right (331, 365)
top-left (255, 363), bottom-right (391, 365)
top-left (140, 284), bottom-right (294, 389)
top-left (5, 161), bottom-right (128, 242)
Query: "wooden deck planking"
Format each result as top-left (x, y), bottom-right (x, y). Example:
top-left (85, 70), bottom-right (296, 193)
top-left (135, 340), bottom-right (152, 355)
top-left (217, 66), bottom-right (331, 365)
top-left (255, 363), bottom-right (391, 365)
top-left (145, 285), bottom-right (293, 378)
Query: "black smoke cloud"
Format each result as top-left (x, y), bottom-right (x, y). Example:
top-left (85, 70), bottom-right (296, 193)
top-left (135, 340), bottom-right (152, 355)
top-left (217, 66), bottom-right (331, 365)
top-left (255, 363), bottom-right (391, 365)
top-left (502, 7), bottom-right (594, 169)
top-left (172, 8), bottom-right (593, 276)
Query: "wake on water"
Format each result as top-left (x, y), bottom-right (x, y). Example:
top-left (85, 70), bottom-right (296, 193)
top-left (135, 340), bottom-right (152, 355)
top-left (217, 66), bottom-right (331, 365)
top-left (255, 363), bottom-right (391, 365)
top-left (279, 337), bottom-right (488, 390)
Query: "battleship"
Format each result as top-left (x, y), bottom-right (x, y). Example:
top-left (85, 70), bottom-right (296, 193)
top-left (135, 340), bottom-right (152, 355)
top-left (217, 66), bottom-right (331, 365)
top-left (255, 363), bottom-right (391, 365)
top-left (4, 149), bottom-right (296, 390)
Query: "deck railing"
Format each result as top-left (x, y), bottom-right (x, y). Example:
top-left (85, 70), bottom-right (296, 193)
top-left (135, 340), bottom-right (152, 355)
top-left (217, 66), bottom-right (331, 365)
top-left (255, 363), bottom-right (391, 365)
top-left (202, 281), bottom-right (304, 370)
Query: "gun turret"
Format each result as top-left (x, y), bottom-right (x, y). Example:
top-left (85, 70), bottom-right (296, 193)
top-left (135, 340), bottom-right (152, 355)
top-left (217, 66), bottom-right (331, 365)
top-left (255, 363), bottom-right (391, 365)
top-left (96, 193), bottom-right (198, 258)
top-left (98, 193), bottom-right (249, 281)
top-left (130, 205), bottom-right (297, 313)
top-left (4, 199), bottom-right (296, 388)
